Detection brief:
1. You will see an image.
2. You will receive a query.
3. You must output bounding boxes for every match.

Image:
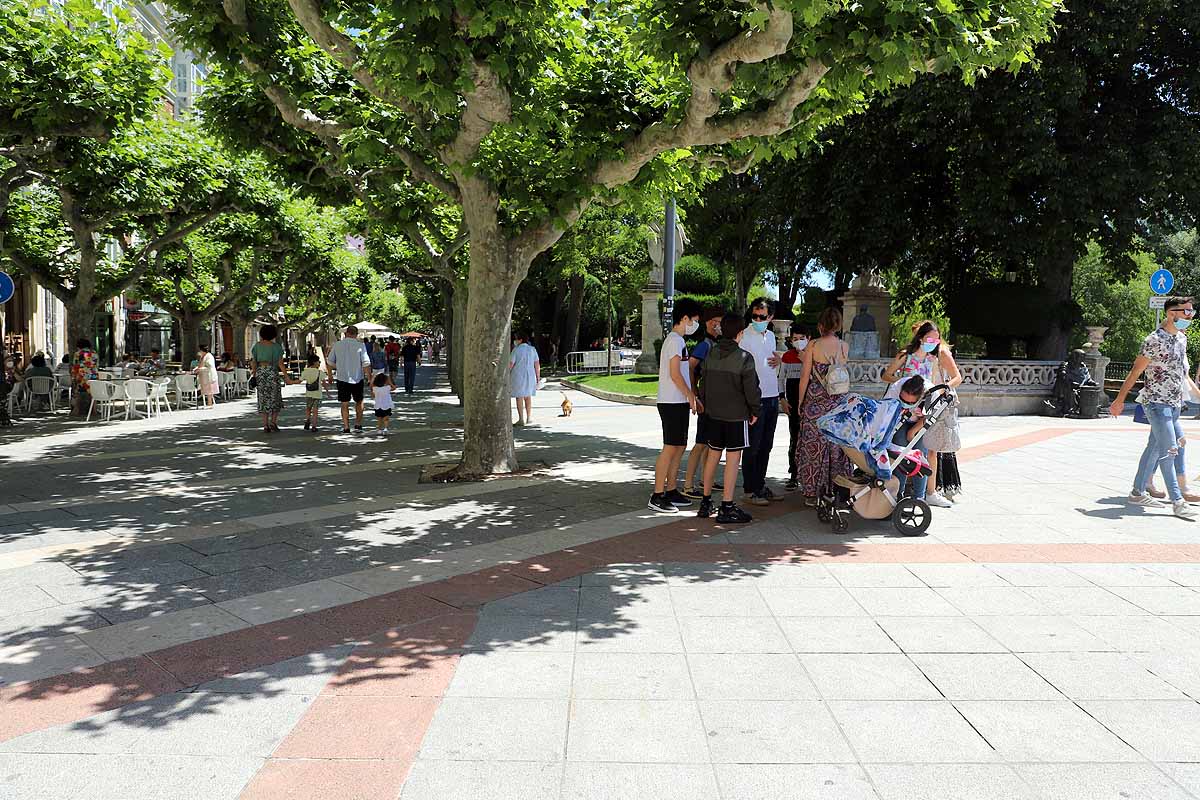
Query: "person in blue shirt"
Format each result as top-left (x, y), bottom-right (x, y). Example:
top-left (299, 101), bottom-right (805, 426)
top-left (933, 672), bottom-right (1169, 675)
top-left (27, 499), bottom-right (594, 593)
top-left (681, 307), bottom-right (724, 498)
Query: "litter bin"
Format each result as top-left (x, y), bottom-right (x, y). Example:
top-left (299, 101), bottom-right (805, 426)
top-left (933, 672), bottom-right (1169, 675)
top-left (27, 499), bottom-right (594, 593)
top-left (1076, 384), bottom-right (1102, 419)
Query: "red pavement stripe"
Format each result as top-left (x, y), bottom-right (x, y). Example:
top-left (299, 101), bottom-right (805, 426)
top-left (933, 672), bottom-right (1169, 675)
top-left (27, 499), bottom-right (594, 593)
top-left (0, 423), bottom-right (1187, 745)
top-left (237, 613), bottom-right (479, 800)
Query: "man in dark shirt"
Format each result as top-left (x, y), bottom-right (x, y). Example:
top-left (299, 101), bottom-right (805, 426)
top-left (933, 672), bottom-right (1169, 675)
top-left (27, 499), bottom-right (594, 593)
top-left (384, 337), bottom-right (401, 379)
top-left (401, 338), bottom-right (421, 394)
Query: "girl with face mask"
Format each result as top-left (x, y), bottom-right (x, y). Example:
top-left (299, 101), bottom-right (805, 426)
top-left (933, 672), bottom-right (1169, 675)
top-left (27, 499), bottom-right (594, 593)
top-left (780, 324), bottom-right (812, 490)
top-left (883, 320), bottom-right (963, 506)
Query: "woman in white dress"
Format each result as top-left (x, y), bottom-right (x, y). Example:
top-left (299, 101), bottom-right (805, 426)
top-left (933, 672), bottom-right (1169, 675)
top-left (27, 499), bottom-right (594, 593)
top-left (195, 344), bottom-right (220, 408)
top-left (509, 332), bottom-right (540, 426)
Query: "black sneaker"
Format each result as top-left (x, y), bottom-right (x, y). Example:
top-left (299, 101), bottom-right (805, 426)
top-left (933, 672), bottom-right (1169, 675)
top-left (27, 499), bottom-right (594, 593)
top-left (303, 421), bottom-right (311, 430)
top-left (785, 477), bottom-right (799, 491)
top-left (647, 493), bottom-right (679, 514)
top-left (697, 496), bottom-right (715, 518)
top-left (354, 424), bottom-right (363, 432)
top-left (664, 489), bottom-right (692, 507)
top-left (342, 426), bottom-right (351, 434)
top-left (761, 485), bottom-right (784, 503)
top-left (717, 503), bottom-right (753, 524)
top-left (680, 486), bottom-right (704, 500)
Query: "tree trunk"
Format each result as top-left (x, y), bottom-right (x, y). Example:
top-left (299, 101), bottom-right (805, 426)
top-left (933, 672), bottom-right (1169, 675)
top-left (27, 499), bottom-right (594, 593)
top-left (229, 315), bottom-right (249, 361)
top-left (456, 241), bottom-right (521, 477)
top-left (1031, 237), bottom-right (1078, 361)
top-left (564, 272), bottom-right (585, 354)
top-left (179, 313), bottom-right (203, 365)
top-left (66, 300), bottom-right (96, 358)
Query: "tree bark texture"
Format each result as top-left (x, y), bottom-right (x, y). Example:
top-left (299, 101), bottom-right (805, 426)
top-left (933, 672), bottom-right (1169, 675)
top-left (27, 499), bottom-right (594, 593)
top-left (1032, 238), bottom-right (1078, 361)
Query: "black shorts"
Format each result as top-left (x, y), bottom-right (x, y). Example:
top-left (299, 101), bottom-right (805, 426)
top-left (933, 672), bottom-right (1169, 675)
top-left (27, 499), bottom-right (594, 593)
top-left (706, 419), bottom-right (750, 452)
top-left (336, 380), bottom-right (364, 403)
top-left (657, 402), bottom-right (690, 447)
top-left (375, 408), bottom-right (392, 418)
top-left (694, 413), bottom-right (710, 446)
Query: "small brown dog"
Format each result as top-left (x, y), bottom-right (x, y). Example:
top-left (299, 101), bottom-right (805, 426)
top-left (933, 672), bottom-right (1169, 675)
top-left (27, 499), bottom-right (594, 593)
top-left (560, 393), bottom-right (573, 418)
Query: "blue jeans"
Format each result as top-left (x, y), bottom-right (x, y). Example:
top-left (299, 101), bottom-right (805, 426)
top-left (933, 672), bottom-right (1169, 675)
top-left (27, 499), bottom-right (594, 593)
top-left (1134, 402), bottom-right (1184, 501)
top-left (403, 361), bottom-right (416, 393)
top-left (742, 396), bottom-right (780, 495)
top-left (893, 421), bottom-right (928, 500)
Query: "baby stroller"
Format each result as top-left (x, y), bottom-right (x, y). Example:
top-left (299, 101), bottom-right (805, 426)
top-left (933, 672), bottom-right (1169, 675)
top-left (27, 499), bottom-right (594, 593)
top-left (816, 383), bottom-right (957, 536)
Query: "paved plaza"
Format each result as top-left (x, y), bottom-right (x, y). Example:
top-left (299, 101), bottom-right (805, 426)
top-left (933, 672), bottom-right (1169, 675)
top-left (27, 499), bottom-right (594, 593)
top-left (2, 367), bottom-right (1200, 799)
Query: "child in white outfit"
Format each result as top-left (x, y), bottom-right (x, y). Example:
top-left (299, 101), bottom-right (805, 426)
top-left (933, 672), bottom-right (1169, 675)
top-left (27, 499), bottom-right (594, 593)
top-left (372, 372), bottom-right (394, 435)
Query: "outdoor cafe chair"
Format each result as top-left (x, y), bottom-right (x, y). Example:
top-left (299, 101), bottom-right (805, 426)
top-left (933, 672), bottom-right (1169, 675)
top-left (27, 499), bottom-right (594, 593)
top-left (175, 374), bottom-right (200, 409)
top-left (150, 377), bottom-right (173, 415)
top-left (24, 376), bottom-right (57, 413)
top-left (233, 367), bottom-right (250, 396)
top-left (123, 378), bottom-right (154, 420)
top-left (55, 372), bottom-right (72, 406)
top-left (86, 380), bottom-right (119, 422)
top-left (217, 369), bottom-right (235, 400)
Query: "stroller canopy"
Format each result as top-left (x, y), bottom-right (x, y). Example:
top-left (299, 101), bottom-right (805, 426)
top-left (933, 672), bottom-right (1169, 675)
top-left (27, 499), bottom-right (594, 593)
top-left (818, 393), bottom-right (908, 480)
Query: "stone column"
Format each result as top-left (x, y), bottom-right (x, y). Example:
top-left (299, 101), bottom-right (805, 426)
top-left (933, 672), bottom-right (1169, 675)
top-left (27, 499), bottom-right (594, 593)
top-left (1080, 326), bottom-right (1111, 403)
top-left (838, 271), bottom-right (893, 358)
top-left (634, 284), bottom-right (663, 374)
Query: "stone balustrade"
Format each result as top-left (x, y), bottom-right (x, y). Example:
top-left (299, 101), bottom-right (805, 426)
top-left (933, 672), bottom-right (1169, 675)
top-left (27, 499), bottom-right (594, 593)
top-left (847, 358), bottom-right (1060, 416)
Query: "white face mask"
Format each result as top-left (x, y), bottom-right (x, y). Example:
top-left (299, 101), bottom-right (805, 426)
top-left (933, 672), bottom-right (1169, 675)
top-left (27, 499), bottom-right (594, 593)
top-left (792, 338), bottom-right (808, 351)
top-left (683, 319), bottom-right (699, 336)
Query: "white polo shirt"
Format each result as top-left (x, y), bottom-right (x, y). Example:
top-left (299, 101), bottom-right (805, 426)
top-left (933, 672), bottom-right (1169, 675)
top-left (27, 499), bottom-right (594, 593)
top-left (740, 327), bottom-right (781, 398)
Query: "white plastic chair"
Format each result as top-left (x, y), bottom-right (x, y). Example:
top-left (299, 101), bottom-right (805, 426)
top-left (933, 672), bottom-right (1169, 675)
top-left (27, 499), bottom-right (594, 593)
top-left (233, 367), bottom-right (250, 396)
top-left (55, 372), bottom-right (73, 406)
top-left (25, 376), bottom-right (56, 412)
top-left (217, 369), bottom-right (235, 400)
top-left (150, 377), bottom-right (173, 415)
top-left (175, 374), bottom-right (200, 409)
top-left (123, 379), bottom-right (154, 420)
top-left (86, 380), bottom-right (118, 422)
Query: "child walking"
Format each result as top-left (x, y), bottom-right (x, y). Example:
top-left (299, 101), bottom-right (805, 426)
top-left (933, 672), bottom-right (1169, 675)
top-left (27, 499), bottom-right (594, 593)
top-left (301, 353), bottom-right (323, 432)
top-left (696, 313), bottom-right (761, 524)
top-left (372, 372), bottom-right (394, 435)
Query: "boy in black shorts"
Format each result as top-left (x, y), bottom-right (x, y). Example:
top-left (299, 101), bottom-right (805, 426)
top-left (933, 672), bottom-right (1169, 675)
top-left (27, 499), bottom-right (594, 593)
top-left (648, 297), bottom-right (704, 513)
top-left (696, 312), bottom-right (761, 523)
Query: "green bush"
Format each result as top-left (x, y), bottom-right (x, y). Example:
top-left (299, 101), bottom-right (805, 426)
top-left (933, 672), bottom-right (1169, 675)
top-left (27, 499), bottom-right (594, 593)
top-left (674, 255), bottom-right (723, 295)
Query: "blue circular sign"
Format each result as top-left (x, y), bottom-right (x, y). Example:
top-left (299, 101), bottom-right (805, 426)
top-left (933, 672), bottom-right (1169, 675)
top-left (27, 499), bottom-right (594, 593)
top-left (0, 271), bottom-right (13, 305)
top-left (1151, 269), bottom-right (1175, 295)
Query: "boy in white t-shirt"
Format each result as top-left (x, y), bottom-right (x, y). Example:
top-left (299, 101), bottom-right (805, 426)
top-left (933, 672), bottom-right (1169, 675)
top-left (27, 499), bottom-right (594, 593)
top-left (648, 298), bottom-right (703, 514)
top-left (372, 372), bottom-right (395, 435)
top-left (300, 354), bottom-right (324, 432)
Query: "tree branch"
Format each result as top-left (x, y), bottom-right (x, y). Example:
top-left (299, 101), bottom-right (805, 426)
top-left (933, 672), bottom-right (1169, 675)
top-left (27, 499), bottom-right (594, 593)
top-left (439, 60), bottom-right (511, 169)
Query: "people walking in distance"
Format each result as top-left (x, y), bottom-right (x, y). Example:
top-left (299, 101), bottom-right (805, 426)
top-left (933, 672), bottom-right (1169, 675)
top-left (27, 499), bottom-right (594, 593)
top-left (696, 313), bottom-right (760, 523)
top-left (740, 297), bottom-right (784, 506)
top-left (251, 325), bottom-right (286, 432)
top-left (682, 306), bottom-right (725, 499)
top-left (372, 372), bottom-right (394, 436)
top-left (385, 336), bottom-right (401, 380)
top-left (328, 324), bottom-right (372, 434)
top-left (195, 344), bottom-right (219, 409)
top-left (882, 321), bottom-right (962, 507)
top-left (369, 337), bottom-right (388, 378)
top-left (401, 337), bottom-right (421, 394)
top-left (781, 323), bottom-right (811, 491)
top-left (796, 308), bottom-right (852, 507)
top-left (509, 331), bottom-right (540, 426)
top-left (1110, 296), bottom-right (1199, 520)
top-left (648, 297), bottom-right (703, 514)
top-left (301, 353), bottom-right (324, 432)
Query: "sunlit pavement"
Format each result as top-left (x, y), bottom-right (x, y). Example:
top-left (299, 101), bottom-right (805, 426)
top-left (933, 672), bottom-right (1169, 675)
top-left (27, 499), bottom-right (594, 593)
top-left (2, 367), bottom-right (1200, 799)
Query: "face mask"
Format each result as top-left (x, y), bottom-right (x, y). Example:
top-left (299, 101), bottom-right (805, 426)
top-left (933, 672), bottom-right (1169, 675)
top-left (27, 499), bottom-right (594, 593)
top-left (751, 320), bottom-right (769, 333)
top-left (1176, 318), bottom-right (1193, 330)
top-left (711, 324), bottom-right (722, 337)
top-left (683, 319), bottom-right (699, 336)
top-left (900, 399), bottom-right (919, 410)
top-left (920, 341), bottom-right (938, 353)
top-left (792, 338), bottom-right (808, 351)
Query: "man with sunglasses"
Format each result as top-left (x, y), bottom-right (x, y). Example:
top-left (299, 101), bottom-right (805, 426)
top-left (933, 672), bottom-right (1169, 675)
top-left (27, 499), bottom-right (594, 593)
top-left (1110, 295), bottom-right (1198, 520)
top-left (740, 297), bottom-right (785, 506)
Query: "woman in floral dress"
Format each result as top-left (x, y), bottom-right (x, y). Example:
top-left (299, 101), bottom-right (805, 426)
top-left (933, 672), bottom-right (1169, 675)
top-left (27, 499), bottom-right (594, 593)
top-left (796, 308), bottom-right (852, 505)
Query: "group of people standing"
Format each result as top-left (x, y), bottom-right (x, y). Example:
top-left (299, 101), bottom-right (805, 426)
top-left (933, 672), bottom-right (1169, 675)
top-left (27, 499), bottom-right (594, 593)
top-left (649, 298), bottom-right (965, 523)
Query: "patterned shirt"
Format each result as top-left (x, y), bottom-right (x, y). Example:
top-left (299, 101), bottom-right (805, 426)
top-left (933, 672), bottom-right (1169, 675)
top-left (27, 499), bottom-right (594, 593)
top-left (1137, 327), bottom-right (1189, 408)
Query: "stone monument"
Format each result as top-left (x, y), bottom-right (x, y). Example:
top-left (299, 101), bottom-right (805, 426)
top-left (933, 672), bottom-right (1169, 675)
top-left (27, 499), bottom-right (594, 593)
top-left (847, 304), bottom-right (880, 359)
top-left (839, 269), bottom-right (892, 359)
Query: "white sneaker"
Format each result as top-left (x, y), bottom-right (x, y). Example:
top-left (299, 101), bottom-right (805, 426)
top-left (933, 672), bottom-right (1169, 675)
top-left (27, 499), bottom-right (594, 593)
top-left (1129, 492), bottom-right (1165, 507)
top-left (1174, 500), bottom-right (1197, 520)
top-left (925, 492), bottom-right (953, 508)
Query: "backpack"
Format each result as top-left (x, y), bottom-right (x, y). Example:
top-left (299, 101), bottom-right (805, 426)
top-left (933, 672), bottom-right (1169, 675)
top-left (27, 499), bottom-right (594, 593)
top-left (818, 345), bottom-right (851, 395)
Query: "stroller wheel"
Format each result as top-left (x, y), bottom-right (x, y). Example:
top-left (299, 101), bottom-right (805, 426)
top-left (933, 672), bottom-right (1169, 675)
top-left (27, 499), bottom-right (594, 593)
top-left (893, 498), bottom-right (932, 537)
top-left (816, 494), bottom-right (833, 523)
top-left (832, 509), bottom-right (850, 533)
